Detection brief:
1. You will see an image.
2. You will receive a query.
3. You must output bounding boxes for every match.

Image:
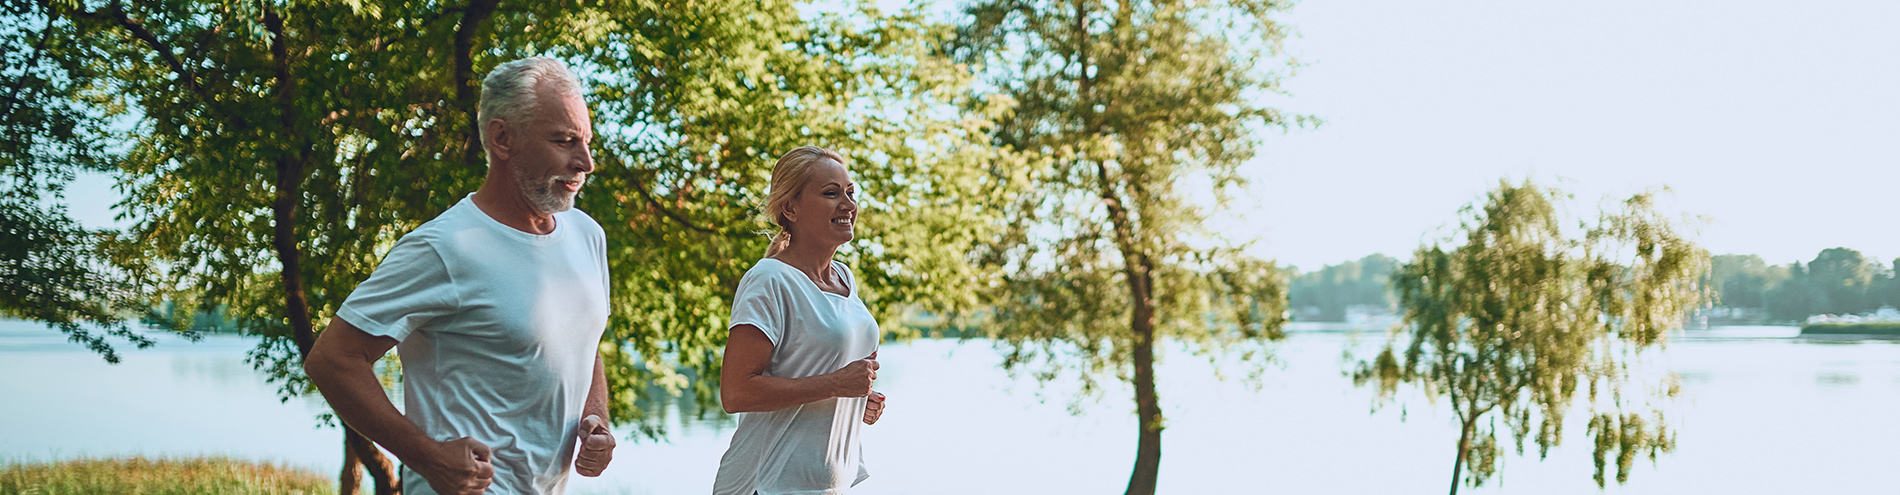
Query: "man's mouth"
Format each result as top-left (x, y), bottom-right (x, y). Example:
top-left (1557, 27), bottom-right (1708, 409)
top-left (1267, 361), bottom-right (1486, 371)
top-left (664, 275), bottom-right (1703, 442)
top-left (552, 176), bottom-right (584, 193)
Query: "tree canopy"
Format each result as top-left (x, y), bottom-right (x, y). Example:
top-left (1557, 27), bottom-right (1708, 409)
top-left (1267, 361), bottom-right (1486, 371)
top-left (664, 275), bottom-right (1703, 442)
top-left (7, 1), bottom-right (1024, 492)
top-left (952, 1), bottom-right (1304, 493)
top-left (1355, 180), bottom-right (1710, 494)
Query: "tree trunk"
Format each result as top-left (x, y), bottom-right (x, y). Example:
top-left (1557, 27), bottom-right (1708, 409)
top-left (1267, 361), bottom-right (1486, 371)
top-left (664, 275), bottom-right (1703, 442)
top-left (1124, 289), bottom-right (1162, 495)
top-left (348, 425), bottom-right (403, 494)
top-left (1448, 416), bottom-right (1476, 495)
top-left (339, 436), bottom-right (364, 495)
top-left (261, 4), bottom-right (401, 493)
top-left (453, 0), bottom-right (500, 171)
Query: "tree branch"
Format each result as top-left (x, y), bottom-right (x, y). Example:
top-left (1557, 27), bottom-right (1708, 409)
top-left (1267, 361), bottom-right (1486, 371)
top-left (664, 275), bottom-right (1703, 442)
top-left (66, 1), bottom-right (200, 93)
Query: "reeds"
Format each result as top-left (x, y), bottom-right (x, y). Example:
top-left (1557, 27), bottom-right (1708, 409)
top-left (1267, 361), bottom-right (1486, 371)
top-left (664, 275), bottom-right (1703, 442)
top-left (0, 456), bottom-right (333, 495)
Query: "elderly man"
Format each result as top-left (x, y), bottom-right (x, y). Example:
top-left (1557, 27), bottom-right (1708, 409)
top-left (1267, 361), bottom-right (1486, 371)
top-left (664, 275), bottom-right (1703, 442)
top-left (306, 57), bottom-right (615, 495)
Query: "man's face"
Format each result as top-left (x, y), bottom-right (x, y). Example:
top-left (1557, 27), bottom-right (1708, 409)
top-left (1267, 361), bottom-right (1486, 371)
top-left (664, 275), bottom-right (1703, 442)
top-left (511, 86), bottom-right (595, 213)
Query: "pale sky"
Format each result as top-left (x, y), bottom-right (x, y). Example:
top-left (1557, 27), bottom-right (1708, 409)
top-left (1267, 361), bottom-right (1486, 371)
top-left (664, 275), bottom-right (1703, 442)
top-left (1236, 0), bottom-right (1900, 270)
top-left (62, 0), bottom-right (1900, 272)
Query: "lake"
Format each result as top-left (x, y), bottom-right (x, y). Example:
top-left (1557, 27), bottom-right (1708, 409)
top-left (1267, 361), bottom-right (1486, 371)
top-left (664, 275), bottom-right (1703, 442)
top-left (2, 320), bottom-right (1896, 494)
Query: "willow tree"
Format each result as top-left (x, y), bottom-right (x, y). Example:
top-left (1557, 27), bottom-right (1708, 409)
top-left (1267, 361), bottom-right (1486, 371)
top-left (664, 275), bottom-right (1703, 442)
top-left (952, 2), bottom-right (1302, 494)
top-left (40, 0), bottom-right (1014, 493)
top-left (1353, 180), bottom-right (1710, 494)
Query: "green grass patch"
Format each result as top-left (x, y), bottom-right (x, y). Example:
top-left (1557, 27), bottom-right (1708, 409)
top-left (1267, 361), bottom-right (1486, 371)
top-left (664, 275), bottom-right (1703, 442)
top-left (1800, 322), bottom-right (1900, 336)
top-left (0, 456), bottom-right (333, 495)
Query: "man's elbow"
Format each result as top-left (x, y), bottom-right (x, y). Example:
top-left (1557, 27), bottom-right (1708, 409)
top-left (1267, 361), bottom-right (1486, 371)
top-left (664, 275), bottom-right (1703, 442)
top-left (302, 347), bottom-right (336, 387)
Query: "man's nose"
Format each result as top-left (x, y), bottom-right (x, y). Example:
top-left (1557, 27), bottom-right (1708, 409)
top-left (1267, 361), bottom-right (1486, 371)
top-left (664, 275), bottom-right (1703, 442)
top-left (574, 146), bottom-right (596, 174)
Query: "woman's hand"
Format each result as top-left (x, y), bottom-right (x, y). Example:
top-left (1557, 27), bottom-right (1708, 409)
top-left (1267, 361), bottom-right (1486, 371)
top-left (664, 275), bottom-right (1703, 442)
top-left (863, 391), bottom-right (885, 425)
top-left (827, 357), bottom-right (878, 398)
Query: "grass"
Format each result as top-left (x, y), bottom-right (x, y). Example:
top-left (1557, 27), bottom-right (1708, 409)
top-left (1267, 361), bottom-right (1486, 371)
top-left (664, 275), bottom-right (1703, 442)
top-left (0, 456), bottom-right (333, 495)
top-left (1800, 322), bottom-right (1900, 336)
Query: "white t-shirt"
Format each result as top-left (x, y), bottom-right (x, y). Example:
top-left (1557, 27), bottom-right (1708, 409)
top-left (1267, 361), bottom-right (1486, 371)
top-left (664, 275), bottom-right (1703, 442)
top-left (713, 258), bottom-right (881, 495)
top-left (337, 194), bottom-right (610, 495)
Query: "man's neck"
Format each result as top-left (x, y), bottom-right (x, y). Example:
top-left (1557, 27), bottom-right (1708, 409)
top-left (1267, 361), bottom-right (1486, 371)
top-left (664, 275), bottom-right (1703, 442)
top-left (472, 178), bottom-right (558, 235)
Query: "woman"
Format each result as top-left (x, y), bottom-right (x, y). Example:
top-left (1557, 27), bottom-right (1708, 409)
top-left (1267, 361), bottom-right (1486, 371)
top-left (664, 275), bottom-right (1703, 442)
top-left (712, 146), bottom-right (887, 495)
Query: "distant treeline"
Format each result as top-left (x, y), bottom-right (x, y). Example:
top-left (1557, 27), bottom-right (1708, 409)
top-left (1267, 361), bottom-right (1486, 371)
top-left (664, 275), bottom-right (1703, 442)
top-left (1288, 248), bottom-right (1900, 324)
top-left (1286, 254), bottom-right (1398, 322)
top-left (1710, 248), bottom-right (1900, 321)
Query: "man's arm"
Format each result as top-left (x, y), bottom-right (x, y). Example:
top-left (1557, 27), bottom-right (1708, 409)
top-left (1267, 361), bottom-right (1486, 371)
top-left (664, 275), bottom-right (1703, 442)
top-left (720, 325), bottom-right (876, 414)
top-left (574, 352), bottom-right (614, 477)
top-left (305, 318), bottom-right (493, 495)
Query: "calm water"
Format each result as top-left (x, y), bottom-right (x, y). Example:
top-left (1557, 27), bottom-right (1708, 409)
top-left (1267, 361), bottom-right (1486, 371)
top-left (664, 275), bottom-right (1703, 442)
top-left (2, 320), bottom-right (1896, 494)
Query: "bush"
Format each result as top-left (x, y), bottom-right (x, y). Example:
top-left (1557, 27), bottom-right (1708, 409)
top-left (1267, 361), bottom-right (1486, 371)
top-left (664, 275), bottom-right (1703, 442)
top-left (0, 456), bottom-right (333, 495)
top-left (1800, 322), bottom-right (1900, 336)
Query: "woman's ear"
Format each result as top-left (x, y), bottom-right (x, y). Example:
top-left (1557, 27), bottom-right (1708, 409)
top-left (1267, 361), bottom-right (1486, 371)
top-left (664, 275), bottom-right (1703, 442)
top-left (781, 202), bottom-right (797, 224)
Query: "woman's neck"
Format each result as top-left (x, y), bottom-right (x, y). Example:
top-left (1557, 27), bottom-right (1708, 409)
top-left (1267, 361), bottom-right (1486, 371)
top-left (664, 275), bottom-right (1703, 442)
top-left (773, 240), bottom-right (839, 281)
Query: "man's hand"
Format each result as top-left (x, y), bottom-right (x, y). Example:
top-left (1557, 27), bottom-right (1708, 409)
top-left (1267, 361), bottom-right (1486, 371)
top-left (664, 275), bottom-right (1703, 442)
top-left (863, 391), bottom-right (885, 425)
top-left (574, 414), bottom-right (615, 477)
top-left (416, 436), bottom-right (493, 495)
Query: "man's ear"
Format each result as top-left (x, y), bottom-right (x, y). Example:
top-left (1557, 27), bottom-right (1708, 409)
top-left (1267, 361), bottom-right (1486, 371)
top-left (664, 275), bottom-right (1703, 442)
top-left (486, 119), bottom-right (512, 161)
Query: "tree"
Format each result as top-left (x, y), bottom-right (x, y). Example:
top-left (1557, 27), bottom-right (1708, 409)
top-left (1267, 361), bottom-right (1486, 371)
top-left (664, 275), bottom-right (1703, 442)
top-left (952, 2), bottom-right (1302, 493)
top-left (1805, 247), bottom-right (1877, 315)
top-left (1354, 180), bottom-right (1709, 494)
top-left (0, 0), bottom-right (194, 363)
top-left (1288, 253), bottom-right (1399, 321)
top-left (30, 1), bottom-right (1015, 493)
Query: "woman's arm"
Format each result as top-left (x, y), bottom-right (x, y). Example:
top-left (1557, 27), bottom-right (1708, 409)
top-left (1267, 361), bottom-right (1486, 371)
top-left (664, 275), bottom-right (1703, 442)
top-left (720, 324), bottom-right (876, 413)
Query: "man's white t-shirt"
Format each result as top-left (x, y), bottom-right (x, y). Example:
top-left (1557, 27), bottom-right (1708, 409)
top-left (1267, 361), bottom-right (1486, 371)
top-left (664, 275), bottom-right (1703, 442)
top-left (337, 193), bottom-right (610, 495)
top-left (713, 258), bottom-right (881, 495)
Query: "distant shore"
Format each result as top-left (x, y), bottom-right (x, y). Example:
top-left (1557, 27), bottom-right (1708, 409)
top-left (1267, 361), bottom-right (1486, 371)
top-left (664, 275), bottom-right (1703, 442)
top-left (1799, 322), bottom-right (1900, 337)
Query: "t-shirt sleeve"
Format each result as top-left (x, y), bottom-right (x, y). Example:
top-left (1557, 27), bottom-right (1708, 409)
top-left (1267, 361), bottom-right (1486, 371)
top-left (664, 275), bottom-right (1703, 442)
top-left (336, 236), bottom-right (459, 342)
top-left (729, 272), bottom-right (787, 347)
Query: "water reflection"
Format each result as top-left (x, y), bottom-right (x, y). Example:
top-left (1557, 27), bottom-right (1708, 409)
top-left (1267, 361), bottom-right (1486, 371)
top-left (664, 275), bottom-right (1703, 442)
top-left (4, 320), bottom-right (1899, 494)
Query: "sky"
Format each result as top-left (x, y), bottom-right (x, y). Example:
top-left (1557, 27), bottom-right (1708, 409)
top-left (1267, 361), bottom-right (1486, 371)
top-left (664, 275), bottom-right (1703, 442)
top-left (60, 0), bottom-right (1900, 271)
top-left (1232, 0), bottom-right (1900, 270)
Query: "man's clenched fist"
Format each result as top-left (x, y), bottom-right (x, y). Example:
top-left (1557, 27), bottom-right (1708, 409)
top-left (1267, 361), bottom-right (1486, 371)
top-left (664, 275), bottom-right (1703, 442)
top-left (574, 414), bottom-right (615, 477)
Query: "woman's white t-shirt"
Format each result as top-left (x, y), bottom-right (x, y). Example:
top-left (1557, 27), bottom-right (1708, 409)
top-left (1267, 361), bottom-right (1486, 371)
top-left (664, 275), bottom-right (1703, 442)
top-left (712, 258), bottom-right (881, 495)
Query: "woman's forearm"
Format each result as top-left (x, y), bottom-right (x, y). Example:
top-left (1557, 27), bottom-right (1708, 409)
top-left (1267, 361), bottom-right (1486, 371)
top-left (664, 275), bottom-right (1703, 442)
top-left (721, 372), bottom-right (842, 413)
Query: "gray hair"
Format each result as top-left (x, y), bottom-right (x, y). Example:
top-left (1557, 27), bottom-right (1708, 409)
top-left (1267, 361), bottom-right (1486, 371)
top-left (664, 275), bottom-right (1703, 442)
top-left (478, 57), bottom-right (584, 155)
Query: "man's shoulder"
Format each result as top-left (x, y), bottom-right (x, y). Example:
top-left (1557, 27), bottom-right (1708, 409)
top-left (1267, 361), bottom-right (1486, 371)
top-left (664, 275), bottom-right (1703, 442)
top-left (403, 197), bottom-right (479, 240)
top-left (558, 207), bottom-right (605, 240)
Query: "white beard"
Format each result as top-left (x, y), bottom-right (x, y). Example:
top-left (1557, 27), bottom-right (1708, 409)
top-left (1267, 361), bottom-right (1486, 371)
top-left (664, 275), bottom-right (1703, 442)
top-left (514, 167), bottom-right (578, 213)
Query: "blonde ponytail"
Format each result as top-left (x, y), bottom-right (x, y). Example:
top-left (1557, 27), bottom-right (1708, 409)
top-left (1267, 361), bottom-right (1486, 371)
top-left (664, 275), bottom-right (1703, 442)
top-left (762, 146), bottom-right (846, 258)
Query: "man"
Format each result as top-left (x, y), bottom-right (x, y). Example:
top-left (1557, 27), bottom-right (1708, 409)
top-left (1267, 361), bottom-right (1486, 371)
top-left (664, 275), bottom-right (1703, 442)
top-left (306, 57), bottom-right (615, 495)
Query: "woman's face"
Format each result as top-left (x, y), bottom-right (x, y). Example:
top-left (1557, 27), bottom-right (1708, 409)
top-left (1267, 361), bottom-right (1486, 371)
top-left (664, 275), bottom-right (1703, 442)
top-left (785, 158), bottom-right (858, 249)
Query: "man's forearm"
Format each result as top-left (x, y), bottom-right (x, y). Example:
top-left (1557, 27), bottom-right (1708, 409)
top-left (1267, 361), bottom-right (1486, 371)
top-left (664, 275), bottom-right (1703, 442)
top-left (307, 351), bottom-right (439, 465)
top-left (585, 352), bottom-right (610, 421)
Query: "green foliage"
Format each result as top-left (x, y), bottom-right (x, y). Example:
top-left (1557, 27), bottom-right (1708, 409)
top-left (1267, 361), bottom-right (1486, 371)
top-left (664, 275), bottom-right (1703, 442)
top-left (1759, 249), bottom-right (1896, 321)
top-left (0, 1), bottom-right (200, 363)
top-left (1707, 254), bottom-right (1784, 309)
top-left (1799, 322), bottom-right (1900, 336)
top-left (952, 1), bottom-right (1300, 492)
top-left (1708, 250), bottom-right (1900, 322)
top-left (1287, 254), bottom-right (1398, 322)
top-left (23, 0), bottom-right (1018, 444)
top-left (0, 456), bottom-right (333, 495)
top-left (1354, 180), bottom-right (1709, 492)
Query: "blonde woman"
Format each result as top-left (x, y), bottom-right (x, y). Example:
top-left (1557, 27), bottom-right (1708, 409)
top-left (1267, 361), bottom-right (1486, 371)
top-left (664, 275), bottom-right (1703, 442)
top-left (712, 146), bottom-right (887, 495)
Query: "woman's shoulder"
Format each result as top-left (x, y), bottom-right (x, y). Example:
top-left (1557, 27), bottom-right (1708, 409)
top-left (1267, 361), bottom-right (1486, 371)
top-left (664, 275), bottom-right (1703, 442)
top-left (737, 258), bottom-right (799, 292)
